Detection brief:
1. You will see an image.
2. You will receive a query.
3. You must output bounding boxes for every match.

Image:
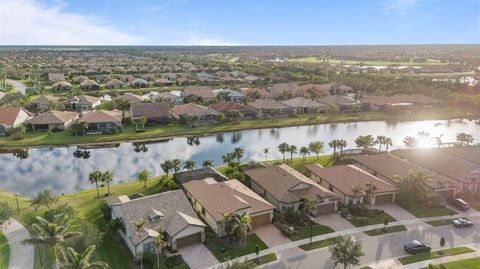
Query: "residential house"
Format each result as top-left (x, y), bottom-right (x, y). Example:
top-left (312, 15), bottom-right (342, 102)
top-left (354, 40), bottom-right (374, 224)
top-left (26, 110), bottom-right (78, 131)
top-left (155, 78), bottom-right (175, 87)
top-left (351, 153), bottom-right (459, 198)
top-left (171, 103), bottom-right (219, 124)
top-left (442, 147), bottom-right (480, 165)
top-left (214, 89), bottom-right (247, 103)
top-left (48, 73), bottom-right (65, 82)
top-left (107, 190), bottom-right (206, 259)
top-left (80, 79), bottom-right (100, 91)
top-left (317, 95), bottom-right (362, 112)
top-left (243, 75), bottom-right (261, 84)
top-left (244, 164), bottom-right (339, 214)
top-left (210, 102), bottom-right (257, 119)
top-left (280, 97), bottom-right (329, 113)
top-left (131, 78), bottom-right (150, 88)
top-left (154, 91), bottom-right (183, 105)
top-left (69, 95), bottom-right (101, 111)
top-left (361, 95), bottom-right (413, 112)
top-left (305, 164), bottom-right (398, 206)
top-left (242, 88), bottom-right (274, 100)
top-left (116, 93), bottom-right (144, 104)
top-left (174, 167), bottom-right (228, 185)
top-left (183, 178), bottom-right (275, 237)
top-left (183, 86), bottom-right (217, 103)
top-left (130, 102), bottom-right (172, 125)
top-left (393, 149), bottom-right (480, 192)
top-left (80, 110), bottom-right (123, 133)
top-left (390, 94), bottom-right (444, 108)
top-left (52, 81), bottom-right (72, 92)
top-left (246, 99), bottom-right (294, 117)
top-left (105, 79), bottom-right (125, 89)
top-left (0, 107), bottom-right (32, 136)
top-left (27, 95), bottom-right (61, 110)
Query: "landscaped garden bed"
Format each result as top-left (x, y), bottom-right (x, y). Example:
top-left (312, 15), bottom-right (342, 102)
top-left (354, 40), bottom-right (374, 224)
top-left (364, 225), bottom-right (407, 236)
top-left (204, 229), bottom-right (268, 262)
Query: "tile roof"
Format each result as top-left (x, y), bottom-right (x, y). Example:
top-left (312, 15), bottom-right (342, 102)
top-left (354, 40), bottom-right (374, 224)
top-left (116, 93), bottom-right (144, 103)
top-left (130, 102), bottom-right (171, 119)
top-left (442, 147), bottom-right (480, 165)
top-left (171, 103), bottom-right (218, 117)
top-left (29, 95), bottom-right (61, 106)
top-left (71, 95), bottom-right (100, 105)
top-left (210, 101), bottom-right (254, 112)
top-left (246, 99), bottom-right (289, 110)
top-left (26, 110), bottom-right (78, 125)
top-left (280, 97), bottom-right (328, 109)
top-left (0, 107), bottom-right (30, 126)
top-left (183, 86), bottom-right (216, 99)
top-left (81, 110), bottom-right (122, 124)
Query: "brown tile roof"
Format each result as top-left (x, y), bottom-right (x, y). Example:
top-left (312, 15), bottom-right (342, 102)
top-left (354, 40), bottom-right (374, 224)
top-left (391, 94), bottom-right (444, 105)
top-left (81, 110), bottom-right (122, 124)
top-left (361, 95), bottom-right (402, 106)
top-left (351, 153), bottom-right (460, 189)
top-left (130, 102), bottom-right (171, 119)
top-left (27, 110), bottom-right (78, 125)
top-left (305, 164), bottom-right (397, 196)
top-left (442, 147), bottom-right (480, 165)
top-left (116, 93), bottom-right (143, 103)
top-left (0, 107), bottom-right (30, 126)
top-left (280, 97), bottom-right (328, 109)
top-left (183, 179), bottom-right (274, 222)
top-left (244, 164), bottom-right (339, 203)
top-left (210, 101), bottom-right (254, 112)
top-left (29, 95), bottom-right (61, 106)
top-left (71, 95), bottom-right (100, 105)
top-left (317, 95), bottom-right (358, 106)
top-left (171, 103), bottom-right (218, 117)
top-left (183, 86), bottom-right (216, 99)
top-left (246, 99), bottom-right (289, 110)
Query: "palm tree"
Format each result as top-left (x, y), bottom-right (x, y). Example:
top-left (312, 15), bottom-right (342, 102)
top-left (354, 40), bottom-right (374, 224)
top-left (288, 145), bottom-right (297, 163)
top-left (11, 124), bottom-right (27, 140)
top-left (132, 117), bottom-right (147, 131)
top-left (154, 232), bottom-right (167, 269)
top-left (300, 146), bottom-right (310, 160)
top-left (351, 185), bottom-right (363, 206)
top-left (397, 170), bottom-right (430, 201)
top-left (160, 160), bottom-right (173, 178)
top-left (278, 142), bottom-right (290, 163)
top-left (338, 139), bottom-right (347, 157)
top-left (263, 147), bottom-right (270, 161)
top-left (105, 217), bottom-right (125, 242)
top-left (71, 120), bottom-right (88, 136)
top-left (434, 134), bottom-right (443, 148)
top-left (202, 159), bottom-right (214, 168)
top-left (138, 169), bottom-right (150, 188)
top-left (230, 212), bottom-right (252, 245)
top-left (134, 220), bottom-right (146, 269)
top-left (417, 131), bottom-right (429, 139)
top-left (355, 135), bottom-right (375, 148)
top-left (24, 216), bottom-right (82, 269)
top-left (184, 160), bottom-right (196, 171)
top-left (63, 245), bottom-right (108, 269)
top-left (375, 135), bottom-right (387, 151)
top-left (231, 109), bottom-right (243, 124)
top-left (365, 181), bottom-right (377, 204)
top-left (457, 133), bottom-right (475, 146)
top-left (308, 141), bottom-right (324, 159)
top-left (222, 152), bottom-right (235, 166)
top-left (383, 137), bottom-right (393, 151)
top-left (298, 196), bottom-right (317, 225)
top-left (88, 171), bottom-right (103, 198)
top-left (172, 159), bottom-right (181, 173)
top-left (403, 136), bottom-right (418, 148)
top-left (329, 140), bottom-right (340, 158)
top-left (102, 171), bottom-right (114, 196)
top-left (233, 147), bottom-right (244, 163)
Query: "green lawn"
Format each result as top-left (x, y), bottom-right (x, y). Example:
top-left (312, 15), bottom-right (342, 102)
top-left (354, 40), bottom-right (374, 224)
top-left (359, 267), bottom-right (374, 269)
top-left (399, 246), bottom-right (475, 265)
top-left (289, 224), bottom-right (335, 241)
top-left (255, 253), bottom-right (277, 266)
top-left (0, 231), bottom-right (9, 269)
top-left (348, 212), bottom-right (396, 227)
top-left (426, 219), bottom-right (453, 227)
top-left (0, 176), bottom-right (173, 269)
top-left (364, 225), bottom-right (407, 236)
top-left (0, 107), bottom-right (469, 148)
top-left (422, 257), bottom-right (480, 269)
top-left (264, 155), bottom-right (334, 174)
top-left (299, 236), bottom-right (340, 251)
top-left (205, 232), bottom-right (268, 262)
top-left (401, 203), bottom-right (456, 218)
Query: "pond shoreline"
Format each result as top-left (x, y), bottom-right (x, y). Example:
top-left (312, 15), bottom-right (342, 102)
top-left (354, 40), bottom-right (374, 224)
top-left (0, 110), bottom-right (474, 149)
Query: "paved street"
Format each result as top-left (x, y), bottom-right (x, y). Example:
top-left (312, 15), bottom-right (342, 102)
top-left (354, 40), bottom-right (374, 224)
top-left (5, 79), bottom-right (26, 94)
top-left (1, 218), bottom-right (34, 269)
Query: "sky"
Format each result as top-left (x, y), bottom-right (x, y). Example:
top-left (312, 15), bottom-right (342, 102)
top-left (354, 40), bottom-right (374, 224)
top-left (0, 0), bottom-right (479, 45)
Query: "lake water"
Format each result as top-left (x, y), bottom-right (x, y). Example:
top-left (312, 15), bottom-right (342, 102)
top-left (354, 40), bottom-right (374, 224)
top-left (1, 119), bottom-right (479, 196)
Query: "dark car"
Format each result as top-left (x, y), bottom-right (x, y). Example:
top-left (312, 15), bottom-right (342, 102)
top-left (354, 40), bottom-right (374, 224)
top-left (451, 198), bottom-right (470, 211)
top-left (404, 240), bottom-right (431, 254)
top-left (453, 218), bottom-right (473, 228)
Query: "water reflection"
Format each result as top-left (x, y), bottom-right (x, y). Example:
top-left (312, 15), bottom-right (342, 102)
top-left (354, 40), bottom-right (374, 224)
top-left (1, 119), bottom-right (479, 196)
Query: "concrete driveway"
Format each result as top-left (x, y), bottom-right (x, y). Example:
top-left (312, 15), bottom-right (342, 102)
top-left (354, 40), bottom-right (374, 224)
top-left (373, 203), bottom-right (417, 226)
top-left (255, 224), bottom-right (304, 259)
top-left (177, 243), bottom-right (218, 269)
top-left (313, 213), bottom-right (355, 231)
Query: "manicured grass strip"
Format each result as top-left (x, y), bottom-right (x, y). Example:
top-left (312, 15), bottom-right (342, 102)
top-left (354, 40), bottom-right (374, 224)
top-left (358, 267), bottom-right (374, 269)
top-left (402, 204), bottom-right (456, 218)
top-left (264, 155), bottom-right (334, 173)
top-left (299, 236), bottom-right (340, 251)
top-left (348, 213), bottom-right (396, 227)
top-left (426, 219), bottom-right (452, 227)
top-left (255, 253), bottom-right (277, 266)
top-left (364, 225), bottom-right (407, 236)
top-left (207, 234), bottom-right (268, 262)
top-left (289, 224), bottom-right (335, 241)
top-left (399, 246), bottom-right (475, 265)
top-left (422, 257), bottom-right (480, 269)
top-left (0, 231), bottom-right (9, 269)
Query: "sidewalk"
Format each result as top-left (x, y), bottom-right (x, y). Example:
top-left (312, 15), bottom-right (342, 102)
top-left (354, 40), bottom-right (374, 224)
top-left (207, 210), bottom-right (480, 269)
top-left (1, 218), bottom-right (34, 269)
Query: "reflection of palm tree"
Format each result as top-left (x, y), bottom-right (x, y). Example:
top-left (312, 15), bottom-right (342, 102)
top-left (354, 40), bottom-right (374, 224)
top-left (417, 131), bottom-right (429, 139)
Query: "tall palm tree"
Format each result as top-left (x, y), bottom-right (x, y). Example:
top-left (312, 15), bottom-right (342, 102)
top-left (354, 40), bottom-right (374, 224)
top-left (383, 137), bottom-right (393, 151)
top-left (300, 146), bottom-right (310, 160)
top-left (351, 185), bottom-right (363, 205)
top-left (202, 159), bottom-right (214, 168)
top-left (329, 140), bottom-right (340, 158)
top-left (231, 109), bottom-right (243, 124)
top-left (365, 181), bottom-right (377, 204)
top-left (288, 145), bottom-right (297, 163)
top-left (233, 147), bottom-right (244, 163)
top-left (222, 152), bottom-right (235, 166)
top-left (172, 159), bottom-right (181, 173)
top-left (134, 220), bottom-right (146, 269)
top-left (154, 231), bottom-right (166, 269)
top-left (160, 160), bottom-right (173, 178)
top-left (338, 139), bottom-right (347, 157)
top-left (102, 171), bottom-right (114, 196)
top-left (263, 147), bottom-right (270, 161)
top-left (63, 245), bottom-right (108, 269)
top-left (375, 135), bottom-right (387, 151)
top-left (24, 216), bottom-right (82, 269)
top-left (278, 142), bottom-right (290, 163)
top-left (184, 160), bottom-right (196, 171)
top-left (230, 212), bottom-right (252, 245)
top-left (88, 171), bottom-right (103, 198)
top-left (298, 196), bottom-right (317, 225)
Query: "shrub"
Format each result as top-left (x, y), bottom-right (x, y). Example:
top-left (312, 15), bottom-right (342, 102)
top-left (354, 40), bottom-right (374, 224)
top-left (165, 255), bottom-right (185, 268)
top-left (279, 224), bottom-right (297, 237)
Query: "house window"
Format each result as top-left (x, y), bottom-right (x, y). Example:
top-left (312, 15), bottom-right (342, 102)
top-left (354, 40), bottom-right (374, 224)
top-left (143, 242), bottom-right (155, 253)
top-left (328, 184), bottom-right (334, 192)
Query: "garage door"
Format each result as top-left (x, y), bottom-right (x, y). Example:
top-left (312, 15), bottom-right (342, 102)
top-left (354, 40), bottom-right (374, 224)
top-left (374, 193), bottom-right (394, 204)
top-left (316, 203), bottom-right (336, 215)
top-left (176, 232), bottom-right (201, 249)
top-left (436, 189), bottom-right (455, 200)
top-left (250, 213), bottom-right (271, 227)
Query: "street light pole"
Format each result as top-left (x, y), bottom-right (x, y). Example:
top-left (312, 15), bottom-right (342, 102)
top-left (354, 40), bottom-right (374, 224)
top-left (15, 194), bottom-right (20, 214)
top-left (309, 217), bottom-right (313, 246)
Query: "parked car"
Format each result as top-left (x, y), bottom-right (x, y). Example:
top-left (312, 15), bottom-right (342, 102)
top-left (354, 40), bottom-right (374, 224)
top-left (404, 240), bottom-right (431, 254)
top-left (453, 218), bottom-right (473, 228)
top-left (451, 198), bottom-right (470, 211)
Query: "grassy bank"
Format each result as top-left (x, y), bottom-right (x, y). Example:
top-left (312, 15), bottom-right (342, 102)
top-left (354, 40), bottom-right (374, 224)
top-left (422, 257), bottom-right (480, 269)
top-left (0, 108), bottom-right (469, 147)
top-left (0, 231), bottom-right (9, 269)
top-left (364, 225), bottom-right (407, 236)
top-left (299, 236), bottom-right (340, 251)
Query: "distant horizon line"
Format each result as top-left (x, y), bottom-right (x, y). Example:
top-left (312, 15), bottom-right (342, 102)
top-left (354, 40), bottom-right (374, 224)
top-left (0, 43), bottom-right (479, 47)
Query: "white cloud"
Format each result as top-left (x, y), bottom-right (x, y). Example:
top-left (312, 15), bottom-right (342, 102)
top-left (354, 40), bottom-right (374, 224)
top-left (0, 0), bottom-right (140, 45)
top-left (384, 0), bottom-right (422, 15)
